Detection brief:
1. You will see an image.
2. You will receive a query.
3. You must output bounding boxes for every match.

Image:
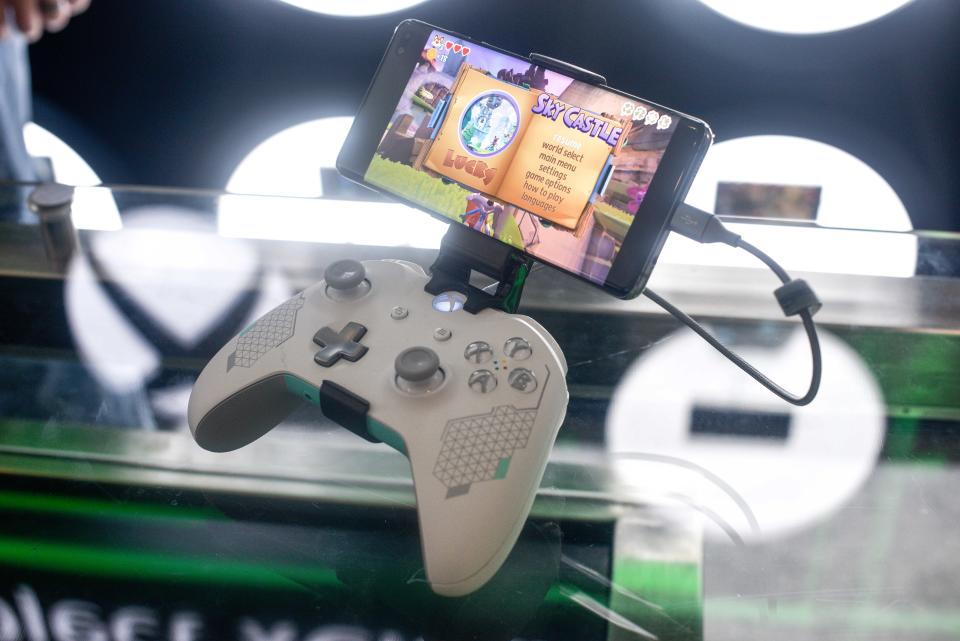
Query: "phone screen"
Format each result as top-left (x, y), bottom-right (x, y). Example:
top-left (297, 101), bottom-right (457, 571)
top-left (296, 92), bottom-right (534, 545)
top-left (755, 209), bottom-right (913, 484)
top-left (355, 26), bottom-right (703, 290)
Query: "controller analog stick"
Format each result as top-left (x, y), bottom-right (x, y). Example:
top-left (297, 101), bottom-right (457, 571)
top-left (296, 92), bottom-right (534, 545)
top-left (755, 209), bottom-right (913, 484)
top-left (325, 259), bottom-right (370, 299)
top-left (325, 259), bottom-right (366, 289)
top-left (395, 346), bottom-right (444, 393)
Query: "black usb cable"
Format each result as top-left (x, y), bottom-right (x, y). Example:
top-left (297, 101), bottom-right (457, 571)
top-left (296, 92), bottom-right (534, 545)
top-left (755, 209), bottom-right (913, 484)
top-left (643, 204), bottom-right (823, 406)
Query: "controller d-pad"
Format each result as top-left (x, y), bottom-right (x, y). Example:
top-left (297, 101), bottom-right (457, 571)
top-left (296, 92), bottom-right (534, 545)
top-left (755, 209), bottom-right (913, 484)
top-left (313, 322), bottom-right (369, 367)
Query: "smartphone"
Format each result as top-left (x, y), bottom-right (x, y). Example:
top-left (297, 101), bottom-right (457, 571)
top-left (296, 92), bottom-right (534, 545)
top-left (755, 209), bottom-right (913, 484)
top-left (337, 19), bottom-right (713, 299)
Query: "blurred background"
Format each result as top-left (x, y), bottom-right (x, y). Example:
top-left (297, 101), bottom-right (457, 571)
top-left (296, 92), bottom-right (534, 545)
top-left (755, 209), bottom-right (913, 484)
top-left (24, 0), bottom-right (960, 232)
top-left (2, 3), bottom-right (960, 640)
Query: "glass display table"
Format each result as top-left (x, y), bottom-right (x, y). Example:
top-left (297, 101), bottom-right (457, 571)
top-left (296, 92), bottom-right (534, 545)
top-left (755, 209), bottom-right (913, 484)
top-left (1, 183), bottom-right (958, 641)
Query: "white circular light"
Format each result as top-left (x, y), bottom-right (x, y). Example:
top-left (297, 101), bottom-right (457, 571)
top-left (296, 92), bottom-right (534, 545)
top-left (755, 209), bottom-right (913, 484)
top-left (23, 122), bottom-right (121, 230)
top-left (661, 135), bottom-right (917, 277)
top-left (273, 0), bottom-right (427, 18)
top-left (697, 0), bottom-right (914, 35)
top-left (219, 116), bottom-right (446, 248)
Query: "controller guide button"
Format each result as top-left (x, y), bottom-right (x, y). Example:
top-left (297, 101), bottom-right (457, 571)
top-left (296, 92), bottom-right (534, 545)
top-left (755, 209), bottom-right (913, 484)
top-left (432, 291), bottom-right (466, 313)
top-left (467, 369), bottom-right (497, 393)
top-left (313, 321), bottom-right (369, 367)
top-left (464, 341), bottom-right (493, 363)
top-left (503, 337), bottom-right (532, 360)
top-left (395, 346), bottom-right (445, 394)
top-left (508, 368), bottom-right (538, 393)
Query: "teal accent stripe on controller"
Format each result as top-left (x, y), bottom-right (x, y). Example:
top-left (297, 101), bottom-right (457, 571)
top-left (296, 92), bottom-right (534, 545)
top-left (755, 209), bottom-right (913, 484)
top-left (494, 457), bottom-right (511, 479)
top-left (368, 419), bottom-right (407, 455)
top-left (282, 377), bottom-right (407, 455)
top-left (284, 374), bottom-right (320, 404)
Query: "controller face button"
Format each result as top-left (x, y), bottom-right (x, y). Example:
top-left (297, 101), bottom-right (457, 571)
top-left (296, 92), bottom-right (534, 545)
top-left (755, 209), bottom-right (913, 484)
top-left (324, 259), bottom-right (366, 290)
top-left (312, 322), bottom-right (369, 367)
top-left (508, 368), bottom-right (538, 393)
top-left (390, 306), bottom-right (409, 320)
top-left (433, 327), bottom-right (452, 342)
top-left (464, 341), bottom-right (493, 364)
top-left (503, 337), bottom-right (532, 360)
top-left (467, 369), bottom-right (497, 393)
top-left (432, 291), bottom-right (467, 313)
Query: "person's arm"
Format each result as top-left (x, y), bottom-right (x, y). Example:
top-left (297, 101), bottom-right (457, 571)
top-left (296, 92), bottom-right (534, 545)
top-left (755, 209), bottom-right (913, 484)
top-left (0, 0), bottom-right (90, 42)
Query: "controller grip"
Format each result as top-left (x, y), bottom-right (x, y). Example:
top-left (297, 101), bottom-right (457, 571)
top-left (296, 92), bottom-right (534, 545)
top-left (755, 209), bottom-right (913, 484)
top-left (406, 428), bottom-right (553, 597)
top-left (189, 372), bottom-right (301, 453)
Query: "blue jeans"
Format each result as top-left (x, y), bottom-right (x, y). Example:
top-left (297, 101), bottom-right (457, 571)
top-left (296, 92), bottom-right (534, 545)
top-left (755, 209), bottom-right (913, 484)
top-left (0, 32), bottom-right (35, 182)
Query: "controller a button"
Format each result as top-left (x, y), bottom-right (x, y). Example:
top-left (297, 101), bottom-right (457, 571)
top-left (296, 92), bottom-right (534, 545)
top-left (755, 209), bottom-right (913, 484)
top-left (433, 327), bottom-right (452, 342)
top-left (395, 346), bottom-right (444, 394)
top-left (508, 368), bottom-right (538, 393)
top-left (503, 337), bottom-right (532, 360)
top-left (324, 259), bottom-right (370, 300)
top-left (391, 306), bottom-right (409, 320)
top-left (313, 322), bottom-right (368, 367)
top-left (468, 369), bottom-right (497, 393)
top-left (464, 341), bottom-right (493, 364)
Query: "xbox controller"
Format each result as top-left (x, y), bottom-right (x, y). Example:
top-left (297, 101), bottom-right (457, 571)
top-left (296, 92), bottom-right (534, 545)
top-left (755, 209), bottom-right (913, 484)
top-left (188, 259), bottom-right (568, 596)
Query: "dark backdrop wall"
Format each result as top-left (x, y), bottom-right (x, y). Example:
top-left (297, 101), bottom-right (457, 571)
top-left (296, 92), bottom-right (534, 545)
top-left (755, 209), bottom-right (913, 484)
top-left (26, 0), bottom-right (960, 231)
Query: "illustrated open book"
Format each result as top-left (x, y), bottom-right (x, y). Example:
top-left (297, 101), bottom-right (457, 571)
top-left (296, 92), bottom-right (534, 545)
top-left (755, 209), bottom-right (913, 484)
top-left (415, 65), bottom-right (629, 233)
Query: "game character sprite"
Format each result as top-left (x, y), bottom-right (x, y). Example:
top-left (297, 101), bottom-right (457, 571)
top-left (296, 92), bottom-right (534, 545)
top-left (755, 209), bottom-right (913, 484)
top-left (461, 193), bottom-right (489, 230)
top-left (418, 47), bottom-right (440, 72)
top-left (461, 193), bottom-right (505, 236)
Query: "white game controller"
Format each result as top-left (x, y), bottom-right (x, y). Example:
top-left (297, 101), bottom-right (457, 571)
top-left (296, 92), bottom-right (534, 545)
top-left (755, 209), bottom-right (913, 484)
top-left (188, 259), bottom-right (568, 596)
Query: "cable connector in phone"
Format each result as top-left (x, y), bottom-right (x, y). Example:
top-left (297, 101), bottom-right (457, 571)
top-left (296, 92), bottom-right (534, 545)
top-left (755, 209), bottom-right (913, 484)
top-left (649, 202), bottom-right (824, 406)
top-left (670, 203), bottom-right (741, 246)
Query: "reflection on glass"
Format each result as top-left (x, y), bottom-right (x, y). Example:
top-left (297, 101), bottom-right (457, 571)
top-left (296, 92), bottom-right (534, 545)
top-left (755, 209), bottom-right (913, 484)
top-left (65, 207), bottom-right (291, 428)
top-left (218, 117), bottom-right (446, 248)
top-left (606, 327), bottom-right (885, 542)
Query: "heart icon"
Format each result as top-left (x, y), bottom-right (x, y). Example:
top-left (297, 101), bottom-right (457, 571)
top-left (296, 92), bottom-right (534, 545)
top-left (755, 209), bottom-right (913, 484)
top-left (453, 44), bottom-right (462, 53)
top-left (461, 46), bottom-right (471, 56)
top-left (445, 41), bottom-right (453, 50)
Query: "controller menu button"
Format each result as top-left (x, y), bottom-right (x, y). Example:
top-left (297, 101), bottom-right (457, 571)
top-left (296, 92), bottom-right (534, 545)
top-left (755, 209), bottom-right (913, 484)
top-left (433, 327), bottom-right (453, 342)
top-left (508, 368), bottom-right (538, 393)
top-left (468, 369), bottom-right (497, 393)
top-left (313, 322), bottom-right (369, 367)
top-left (464, 341), bottom-right (493, 363)
top-left (504, 337), bottom-right (533, 360)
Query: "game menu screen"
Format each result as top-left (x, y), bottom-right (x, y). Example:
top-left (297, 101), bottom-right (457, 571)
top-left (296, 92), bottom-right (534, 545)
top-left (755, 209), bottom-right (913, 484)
top-left (365, 29), bottom-right (680, 284)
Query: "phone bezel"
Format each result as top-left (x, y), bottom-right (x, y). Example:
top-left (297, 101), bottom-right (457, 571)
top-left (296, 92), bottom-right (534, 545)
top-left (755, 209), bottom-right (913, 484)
top-left (337, 19), bottom-right (712, 299)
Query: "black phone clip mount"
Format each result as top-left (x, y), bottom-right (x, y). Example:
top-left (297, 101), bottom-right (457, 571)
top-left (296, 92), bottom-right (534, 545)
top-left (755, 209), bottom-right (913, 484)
top-left (425, 224), bottom-right (534, 316)
top-left (528, 53), bottom-right (606, 85)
